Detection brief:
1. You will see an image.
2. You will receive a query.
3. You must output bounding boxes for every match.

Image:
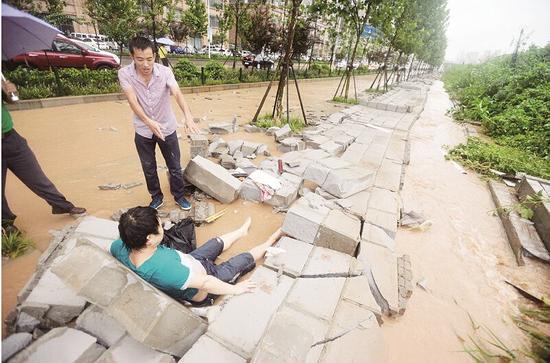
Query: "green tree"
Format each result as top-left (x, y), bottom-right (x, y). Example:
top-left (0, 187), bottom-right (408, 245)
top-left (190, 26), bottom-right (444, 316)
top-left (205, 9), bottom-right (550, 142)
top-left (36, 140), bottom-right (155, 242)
top-left (182, 0), bottom-right (208, 49)
top-left (214, 1), bottom-right (234, 47)
top-left (85, 0), bottom-right (140, 57)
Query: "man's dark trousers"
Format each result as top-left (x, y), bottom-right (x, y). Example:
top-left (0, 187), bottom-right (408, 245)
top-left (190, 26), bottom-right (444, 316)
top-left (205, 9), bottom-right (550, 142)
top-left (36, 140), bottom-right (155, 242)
top-left (134, 131), bottom-right (185, 201)
top-left (2, 129), bottom-right (74, 224)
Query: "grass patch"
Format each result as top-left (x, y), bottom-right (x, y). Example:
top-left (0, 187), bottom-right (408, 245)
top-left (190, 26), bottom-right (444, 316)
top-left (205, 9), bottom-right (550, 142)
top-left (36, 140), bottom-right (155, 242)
top-left (332, 96), bottom-right (359, 105)
top-left (2, 230), bottom-right (34, 259)
top-left (516, 304), bottom-right (550, 362)
top-left (253, 113), bottom-right (305, 132)
top-left (447, 137), bottom-right (550, 179)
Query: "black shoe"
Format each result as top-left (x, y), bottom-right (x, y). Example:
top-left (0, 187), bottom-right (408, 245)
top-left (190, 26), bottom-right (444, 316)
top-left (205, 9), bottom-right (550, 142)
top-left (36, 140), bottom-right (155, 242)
top-left (52, 206), bottom-right (87, 216)
top-left (2, 223), bottom-right (20, 236)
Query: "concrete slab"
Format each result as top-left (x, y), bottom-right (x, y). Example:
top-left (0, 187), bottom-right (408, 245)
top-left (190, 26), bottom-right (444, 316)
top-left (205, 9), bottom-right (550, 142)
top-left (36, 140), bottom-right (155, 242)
top-left (320, 300), bottom-right (386, 363)
top-left (184, 156), bottom-right (241, 204)
top-left (286, 277), bottom-right (346, 321)
top-left (341, 142), bottom-right (368, 164)
top-left (74, 216), bottom-right (119, 240)
top-left (282, 199), bottom-right (331, 244)
top-left (302, 245), bottom-right (353, 275)
top-left (76, 305), bottom-right (126, 347)
top-left (374, 159), bottom-right (402, 192)
top-left (264, 237), bottom-right (314, 277)
top-left (179, 336), bottom-right (245, 363)
top-left (251, 305), bottom-right (329, 363)
top-left (322, 167), bottom-right (374, 198)
top-left (369, 187), bottom-right (400, 215)
top-left (342, 271), bottom-right (383, 316)
top-left (314, 210), bottom-right (361, 255)
top-left (2, 333), bottom-right (32, 362)
top-left (320, 141), bottom-right (344, 156)
top-left (364, 208), bottom-right (397, 238)
top-left (95, 335), bottom-right (175, 363)
top-left (361, 223), bottom-right (395, 251)
top-left (208, 267), bottom-right (294, 359)
top-left (340, 190), bottom-right (370, 218)
top-left (10, 327), bottom-right (105, 363)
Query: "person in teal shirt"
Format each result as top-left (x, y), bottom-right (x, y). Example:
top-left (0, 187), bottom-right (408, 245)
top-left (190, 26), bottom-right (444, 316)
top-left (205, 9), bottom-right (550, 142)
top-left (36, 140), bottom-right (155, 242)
top-left (111, 206), bottom-right (282, 304)
top-left (2, 79), bottom-right (86, 234)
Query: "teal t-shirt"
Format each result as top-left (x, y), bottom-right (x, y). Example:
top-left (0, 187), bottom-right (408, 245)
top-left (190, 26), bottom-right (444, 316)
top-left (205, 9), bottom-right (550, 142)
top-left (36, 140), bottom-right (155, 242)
top-left (110, 239), bottom-right (197, 300)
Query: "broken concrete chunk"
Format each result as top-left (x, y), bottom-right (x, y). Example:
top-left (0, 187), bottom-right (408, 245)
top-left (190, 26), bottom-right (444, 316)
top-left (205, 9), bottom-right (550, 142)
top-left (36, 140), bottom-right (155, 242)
top-left (265, 126), bottom-right (280, 136)
top-left (184, 156), bottom-right (242, 204)
top-left (315, 210), bottom-right (361, 256)
top-left (9, 327), bottom-right (105, 363)
top-left (98, 183), bottom-right (121, 190)
top-left (241, 141), bottom-right (261, 157)
top-left (286, 277), bottom-right (345, 321)
top-left (209, 122), bottom-right (234, 134)
top-left (274, 124), bottom-right (291, 142)
top-left (180, 335), bottom-right (245, 363)
top-left (2, 333), bottom-right (33, 362)
top-left (320, 141), bottom-right (344, 156)
top-left (264, 237), bottom-right (313, 277)
top-left (244, 124), bottom-right (262, 133)
top-left (227, 140), bottom-right (244, 155)
top-left (76, 305), bottom-right (126, 347)
top-left (15, 312), bottom-right (40, 333)
top-left (235, 158), bottom-right (257, 175)
top-left (302, 245), bottom-right (353, 276)
top-left (95, 335), bottom-right (175, 363)
top-left (322, 167), bottom-right (374, 198)
top-left (282, 198), bottom-right (330, 244)
top-left (220, 154), bottom-right (236, 169)
top-left (277, 137), bottom-right (305, 153)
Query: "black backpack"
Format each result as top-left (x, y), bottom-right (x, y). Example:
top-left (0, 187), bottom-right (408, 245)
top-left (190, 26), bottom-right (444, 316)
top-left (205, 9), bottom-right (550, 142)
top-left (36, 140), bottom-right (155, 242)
top-left (161, 217), bottom-right (196, 253)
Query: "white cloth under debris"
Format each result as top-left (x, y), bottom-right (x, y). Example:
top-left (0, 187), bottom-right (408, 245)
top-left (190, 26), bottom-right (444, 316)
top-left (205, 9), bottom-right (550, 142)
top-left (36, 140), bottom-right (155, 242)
top-left (249, 170), bottom-right (282, 201)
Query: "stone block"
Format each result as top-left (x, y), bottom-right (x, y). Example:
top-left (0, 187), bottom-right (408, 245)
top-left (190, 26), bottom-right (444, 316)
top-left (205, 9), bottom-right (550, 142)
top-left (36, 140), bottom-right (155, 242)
top-left (303, 162), bottom-right (330, 186)
top-left (339, 190), bottom-right (370, 218)
top-left (302, 149), bottom-right (330, 161)
top-left (241, 141), bottom-right (261, 157)
top-left (251, 305), bottom-right (329, 363)
top-left (364, 208), bottom-right (397, 238)
top-left (516, 176), bottom-right (550, 251)
top-left (274, 124), bottom-right (291, 141)
top-left (76, 305), bottom-right (126, 347)
top-left (341, 142), bottom-right (368, 163)
top-left (244, 124), bottom-right (262, 133)
top-left (239, 178), bottom-right (261, 202)
top-left (220, 154), bottom-right (236, 169)
top-left (333, 134), bottom-right (355, 147)
top-left (374, 159), bottom-right (402, 192)
top-left (326, 112), bottom-right (345, 124)
top-left (361, 223), bottom-right (395, 251)
top-left (10, 327), bottom-right (105, 363)
top-left (190, 145), bottom-right (208, 159)
top-left (286, 277), bottom-right (345, 321)
top-left (385, 137), bottom-right (407, 163)
top-left (227, 140), bottom-right (244, 155)
top-left (320, 300), bottom-right (386, 363)
top-left (342, 269), bottom-right (383, 316)
top-left (314, 210), bottom-right (361, 256)
top-left (305, 134), bottom-right (329, 149)
top-left (184, 156), bottom-right (241, 203)
top-left (74, 216), bottom-right (119, 240)
top-left (322, 167), bottom-right (374, 198)
top-left (278, 137), bottom-right (305, 153)
top-left (189, 134), bottom-right (208, 146)
top-left (209, 122), bottom-right (233, 134)
top-left (358, 241), bottom-right (399, 313)
top-left (208, 267), bottom-right (294, 359)
top-left (54, 242), bottom-right (206, 356)
top-left (354, 129), bottom-right (376, 145)
top-left (15, 312), bottom-right (40, 333)
top-left (282, 198), bottom-right (331, 244)
top-left (24, 270), bottom-right (87, 325)
top-left (320, 141), bottom-right (344, 156)
top-left (95, 335), bottom-right (175, 363)
top-left (369, 187), bottom-right (399, 215)
top-left (302, 245), bottom-right (352, 275)
top-left (2, 333), bottom-right (32, 362)
top-left (179, 336), bottom-right (245, 363)
top-left (264, 237), bottom-right (314, 277)
top-left (266, 181), bottom-right (301, 209)
top-left (235, 157), bottom-right (257, 175)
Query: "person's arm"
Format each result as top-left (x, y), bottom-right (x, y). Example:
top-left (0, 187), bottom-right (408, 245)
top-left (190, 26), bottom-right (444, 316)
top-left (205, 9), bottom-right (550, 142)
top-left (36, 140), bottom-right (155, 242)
top-left (187, 273), bottom-right (256, 296)
top-left (121, 86), bottom-right (165, 141)
top-left (169, 81), bottom-right (201, 134)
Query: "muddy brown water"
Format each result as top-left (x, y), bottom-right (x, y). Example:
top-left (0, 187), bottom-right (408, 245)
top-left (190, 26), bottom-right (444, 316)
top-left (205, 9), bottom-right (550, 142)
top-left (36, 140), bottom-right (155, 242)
top-left (3, 76), bottom-right (547, 362)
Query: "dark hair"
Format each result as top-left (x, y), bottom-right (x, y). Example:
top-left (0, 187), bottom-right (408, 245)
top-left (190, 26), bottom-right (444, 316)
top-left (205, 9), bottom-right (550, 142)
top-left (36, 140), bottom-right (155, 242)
top-left (118, 206), bottom-right (160, 250)
top-left (128, 36), bottom-right (154, 55)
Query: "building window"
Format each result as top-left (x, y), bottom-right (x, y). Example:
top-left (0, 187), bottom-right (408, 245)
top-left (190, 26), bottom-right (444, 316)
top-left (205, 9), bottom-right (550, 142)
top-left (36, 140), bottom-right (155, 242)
top-left (209, 15), bottom-right (219, 28)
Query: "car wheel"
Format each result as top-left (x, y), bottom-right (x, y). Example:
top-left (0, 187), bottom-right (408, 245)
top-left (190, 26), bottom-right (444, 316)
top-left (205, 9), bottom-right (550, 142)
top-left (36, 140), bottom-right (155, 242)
top-left (96, 65), bottom-right (112, 71)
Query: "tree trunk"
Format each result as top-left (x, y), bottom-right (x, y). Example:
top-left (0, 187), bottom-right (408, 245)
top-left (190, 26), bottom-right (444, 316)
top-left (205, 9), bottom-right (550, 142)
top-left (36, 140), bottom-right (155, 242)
top-left (306, 17), bottom-right (318, 73)
top-left (328, 41), bottom-right (336, 75)
top-left (385, 50), bottom-right (402, 88)
top-left (232, 0), bottom-right (240, 69)
top-left (273, 0), bottom-right (301, 121)
top-left (406, 53), bottom-right (415, 80)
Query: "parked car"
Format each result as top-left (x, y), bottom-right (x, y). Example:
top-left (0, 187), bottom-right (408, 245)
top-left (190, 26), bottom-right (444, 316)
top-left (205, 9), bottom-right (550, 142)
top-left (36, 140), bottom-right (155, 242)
top-left (72, 39), bottom-right (120, 66)
top-left (171, 46), bottom-right (196, 55)
top-left (242, 53), bottom-right (274, 70)
top-left (7, 34), bottom-right (120, 70)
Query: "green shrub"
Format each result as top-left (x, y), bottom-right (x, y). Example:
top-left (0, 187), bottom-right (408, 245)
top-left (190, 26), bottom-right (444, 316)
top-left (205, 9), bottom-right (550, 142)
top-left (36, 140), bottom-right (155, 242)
top-left (173, 58), bottom-right (200, 82)
top-left (2, 230), bottom-right (34, 259)
top-left (204, 60), bottom-right (225, 80)
top-left (333, 96), bottom-right (359, 105)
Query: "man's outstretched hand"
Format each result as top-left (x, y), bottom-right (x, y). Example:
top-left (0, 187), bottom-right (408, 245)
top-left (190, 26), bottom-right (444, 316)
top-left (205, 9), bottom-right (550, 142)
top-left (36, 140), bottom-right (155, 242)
top-left (184, 118), bottom-right (201, 134)
top-left (233, 280), bottom-right (256, 295)
top-left (147, 120), bottom-right (165, 141)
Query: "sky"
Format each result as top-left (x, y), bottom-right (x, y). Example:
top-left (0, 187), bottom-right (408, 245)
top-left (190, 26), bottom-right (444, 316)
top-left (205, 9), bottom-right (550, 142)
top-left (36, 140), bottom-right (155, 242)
top-left (445, 0), bottom-right (550, 63)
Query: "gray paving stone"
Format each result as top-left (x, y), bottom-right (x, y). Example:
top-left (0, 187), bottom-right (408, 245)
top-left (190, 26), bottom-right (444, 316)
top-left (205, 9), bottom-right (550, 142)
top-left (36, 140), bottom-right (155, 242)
top-left (319, 300), bottom-right (386, 363)
top-left (304, 134), bottom-right (329, 149)
top-left (184, 156), bottom-right (242, 203)
top-left (302, 148), bottom-right (331, 161)
top-left (74, 216), bottom-right (119, 240)
top-left (24, 270), bottom-right (87, 325)
top-left (333, 134), bottom-right (355, 147)
top-left (342, 266), bottom-right (383, 316)
top-left (179, 336), bottom-right (245, 363)
top-left (286, 277), bottom-right (345, 321)
top-left (266, 181), bottom-right (301, 209)
top-left (227, 140), bottom-right (244, 155)
top-left (251, 305), bottom-right (329, 363)
top-left (282, 198), bottom-right (331, 244)
top-left (220, 154), bottom-right (236, 169)
top-left (302, 245), bottom-right (353, 275)
top-left (369, 187), bottom-right (400, 215)
top-left (341, 142), bottom-right (368, 163)
top-left (239, 178), bottom-right (261, 202)
top-left (354, 129), bottom-right (376, 145)
top-left (314, 209), bottom-right (361, 255)
top-left (76, 305), bottom-right (126, 347)
top-left (95, 335), bottom-right (175, 363)
top-left (15, 312), bottom-right (40, 333)
top-left (2, 333), bottom-right (32, 362)
top-left (374, 158), bottom-right (402, 192)
top-left (320, 141), bottom-right (344, 156)
top-left (360, 142), bottom-right (386, 169)
top-left (264, 237), bottom-right (313, 277)
top-left (361, 223), bottom-right (395, 251)
top-left (274, 124), bottom-right (291, 141)
top-left (385, 136), bottom-right (407, 163)
top-left (241, 141), bottom-right (261, 157)
top-left (10, 327), bottom-right (105, 363)
top-left (303, 161), bottom-right (330, 186)
top-left (358, 241), bottom-right (399, 313)
top-left (53, 242), bottom-right (206, 356)
top-left (365, 208), bottom-right (397, 238)
top-left (208, 267), bottom-right (294, 359)
top-left (322, 166), bottom-right (374, 198)
top-left (326, 112), bottom-right (345, 124)
top-left (339, 190), bottom-right (370, 218)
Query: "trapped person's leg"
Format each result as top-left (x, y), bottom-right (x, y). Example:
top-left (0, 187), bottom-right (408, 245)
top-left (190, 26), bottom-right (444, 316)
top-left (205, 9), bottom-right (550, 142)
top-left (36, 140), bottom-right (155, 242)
top-left (218, 217), bottom-right (252, 251)
top-left (1, 145), bottom-right (16, 225)
top-left (157, 131), bottom-right (185, 200)
top-left (3, 130), bottom-right (74, 213)
top-left (134, 133), bottom-right (162, 200)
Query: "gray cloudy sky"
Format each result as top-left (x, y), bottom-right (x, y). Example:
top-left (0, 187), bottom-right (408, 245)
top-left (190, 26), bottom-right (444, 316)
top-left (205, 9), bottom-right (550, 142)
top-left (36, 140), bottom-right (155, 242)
top-left (446, 0), bottom-right (550, 62)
